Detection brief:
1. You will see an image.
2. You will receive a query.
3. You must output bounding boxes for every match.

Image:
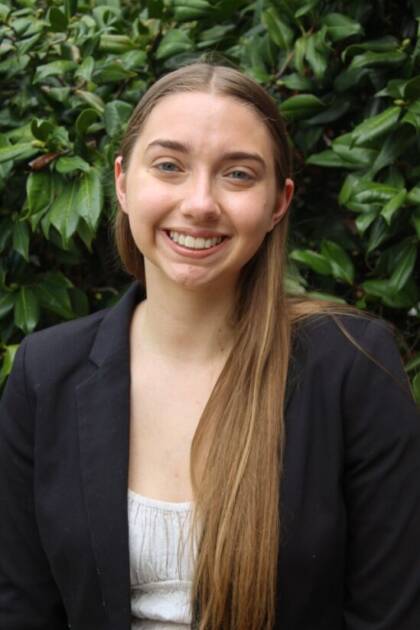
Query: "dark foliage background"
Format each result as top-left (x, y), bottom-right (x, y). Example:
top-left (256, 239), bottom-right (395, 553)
top-left (0, 0), bottom-right (419, 399)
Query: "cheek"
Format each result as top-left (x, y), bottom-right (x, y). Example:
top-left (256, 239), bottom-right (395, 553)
top-left (230, 195), bottom-right (274, 234)
top-left (126, 177), bottom-right (173, 221)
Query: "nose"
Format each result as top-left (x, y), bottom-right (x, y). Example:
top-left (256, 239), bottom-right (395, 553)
top-left (179, 172), bottom-right (221, 222)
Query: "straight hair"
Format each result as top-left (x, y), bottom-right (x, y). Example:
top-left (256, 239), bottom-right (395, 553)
top-left (114, 63), bottom-right (369, 629)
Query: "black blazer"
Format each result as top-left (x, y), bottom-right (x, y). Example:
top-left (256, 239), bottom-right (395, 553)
top-left (1, 282), bottom-right (419, 630)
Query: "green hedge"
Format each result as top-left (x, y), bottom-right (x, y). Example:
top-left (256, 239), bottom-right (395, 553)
top-left (0, 0), bottom-right (419, 399)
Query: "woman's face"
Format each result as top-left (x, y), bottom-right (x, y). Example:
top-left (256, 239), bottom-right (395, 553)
top-left (115, 91), bottom-right (294, 292)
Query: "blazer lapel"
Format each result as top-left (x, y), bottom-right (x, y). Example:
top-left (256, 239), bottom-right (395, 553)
top-left (76, 282), bottom-right (143, 624)
top-left (74, 281), bottom-right (304, 626)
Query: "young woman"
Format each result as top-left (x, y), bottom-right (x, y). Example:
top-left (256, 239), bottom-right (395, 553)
top-left (0, 63), bottom-right (419, 630)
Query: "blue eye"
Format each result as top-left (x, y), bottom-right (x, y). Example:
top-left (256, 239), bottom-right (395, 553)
top-left (228, 170), bottom-right (253, 181)
top-left (156, 162), bottom-right (180, 172)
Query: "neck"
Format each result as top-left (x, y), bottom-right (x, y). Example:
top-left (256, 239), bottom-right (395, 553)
top-left (131, 271), bottom-right (236, 365)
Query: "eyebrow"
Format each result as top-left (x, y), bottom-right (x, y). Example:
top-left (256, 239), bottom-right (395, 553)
top-left (146, 139), bottom-right (267, 170)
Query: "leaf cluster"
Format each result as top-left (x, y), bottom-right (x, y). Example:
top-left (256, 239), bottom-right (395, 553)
top-left (0, 0), bottom-right (419, 398)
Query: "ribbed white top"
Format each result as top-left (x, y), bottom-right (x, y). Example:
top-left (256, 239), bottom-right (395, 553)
top-left (128, 489), bottom-right (195, 629)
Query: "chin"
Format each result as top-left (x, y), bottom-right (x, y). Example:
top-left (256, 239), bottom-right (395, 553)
top-left (170, 272), bottom-right (212, 290)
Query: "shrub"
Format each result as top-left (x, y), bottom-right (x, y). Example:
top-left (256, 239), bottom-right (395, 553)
top-left (0, 0), bottom-right (419, 398)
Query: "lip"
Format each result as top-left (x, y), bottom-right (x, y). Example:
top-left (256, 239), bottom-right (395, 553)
top-left (163, 227), bottom-right (229, 239)
top-left (160, 229), bottom-right (230, 259)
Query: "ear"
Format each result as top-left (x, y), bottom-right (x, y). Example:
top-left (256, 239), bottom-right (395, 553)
top-left (269, 178), bottom-right (294, 231)
top-left (114, 155), bottom-right (128, 214)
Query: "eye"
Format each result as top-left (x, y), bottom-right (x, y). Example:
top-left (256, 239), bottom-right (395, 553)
top-left (227, 169), bottom-right (254, 182)
top-left (154, 161), bottom-right (181, 173)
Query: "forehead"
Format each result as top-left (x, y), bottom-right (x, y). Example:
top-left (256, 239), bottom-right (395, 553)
top-left (132, 91), bottom-right (276, 161)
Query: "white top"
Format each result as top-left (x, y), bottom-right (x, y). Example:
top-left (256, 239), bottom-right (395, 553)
top-left (128, 489), bottom-right (196, 629)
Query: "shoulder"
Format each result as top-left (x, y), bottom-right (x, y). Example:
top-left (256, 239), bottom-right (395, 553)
top-left (13, 307), bottom-right (111, 394)
top-left (291, 312), bottom-right (411, 395)
top-left (293, 312), bottom-right (392, 364)
top-left (23, 307), bottom-right (109, 361)
top-left (17, 281), bottom-right (142, 376)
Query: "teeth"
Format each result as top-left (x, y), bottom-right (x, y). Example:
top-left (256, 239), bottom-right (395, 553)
top-left (169, 230), bottom-right (223, 250)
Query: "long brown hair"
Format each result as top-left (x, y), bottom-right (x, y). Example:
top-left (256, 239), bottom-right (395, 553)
top-left (115, 63), bottom-right (359, 629)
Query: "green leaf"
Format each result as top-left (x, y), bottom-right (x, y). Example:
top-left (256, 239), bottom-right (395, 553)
top-left (69, 287), bottom-right (89, 317)
top-left (104, 100), bottom-right (133, 137)
top-left (262, 7), bottom-right (294, 50)
top-left (14, 287), bottom-right (40, 334)
top-left (48, 7), bottom-right (68, 32)
top-left (94, 62), bottom-right (136, 83)
top-left (355, 208), bottom-right (379, 234)
top-left (412, 208), bottom-right (420, 239)
top-left (76, 168), bottom-right (103, 231)
top-left (34, 60), bottom-right (76, 84)
top-left (334, 66), bottom-right (369, 92)
top-left (0, 142), bottom-right (38, 164)
top-left (0, 218), bottom-right (12, 252)
top-left (56, 156), bottom-right (90, 174)
top-left (331, 142), bottom-right (377, 167)
top-left (407, 186), bottom-right (420, 205)
top-left (368, 126), bottom-right (414, 176)
top-left (278, 73), bottom-right (313, 91)
top-left (77, 219), bottom-right (95, 251)
top-left (64, 0), bottom-right (78, 17)
top-left (405, 354), bottom-right (420, 373)
top-left (35, 275), bottom-right (74, 319)
top-left (99, 34), bottom-right (135, 54)
top-left (320, 240), bottom-right (354, 284)
top-left (367, 217), bottom-right (391, 253)
top-left (362, 278), bottom-right (392, 299)
top-left (322, 13), bottom-right (362, 42)
top-left (294, 35), bottom-right (307, 76)
top-left (43, 87), bottom-right (71, 104)
top-left (289, 249), bottom-right (332, 275)
top-left (353, 182), bottom-right (399, 204)
top-left (382, 278), bottom-right (418, 309)
top-left (349, 50), bottom-right (406, 70)
top-left (385, 170), bottom-right (404, 192)
top-left (26, 172), bottom-right (52, 214)
top-left (31, 119), bottom-right (55, 142)
top-left (306, 150), bottom-right (356, 168)
top-left (389, 242), bottom-right (417, 292)
top-left (198, 24), bottom-right (235, 48)
top-left (342, 36), bottom-right (399, 63)
top-left (305, 100), bottom-right (350, 125)
top-left (156, 30), bottom-right (193, 60)
top-left (119, 50), bottom-right (148, 70)
top-left (279, 94), bottom-right (324, 120)
top-left (306, 291), bottom-right (347, 304)
top-left (75, 90), bottom-right (105, 114)
top-left (375, 78), bottom-right (407, 99)
top-left (12, 221), bottom-right (30, 260)
top-left (173, 0), bottom-right (213, 21)
top-left (75, 108), bottom-right (100, 136)
top-left (0, 345), bottom-right (19, 388)
top-left (403, 76), bottom-right (420, 100)
top-left (0, 292), bottom-right (15, 319)
top-left (75, 56), bottom-right (95, 82)
top-left (351, 106), bottom-right (401, 146)
top-left (49, 180), bottom-right (80, 242)
top-left (305, 30), bottom-right (329, 79)
top-left (401, 100), bottom-right (420, 130)
top-left (381, 189), bottom-right (407, 224)
top-left (0, 4), bottom-right (11, 20)
top-left (294, 0), bottom-right (319, 18)
top-left (339, 174), bottom-right (358, 205)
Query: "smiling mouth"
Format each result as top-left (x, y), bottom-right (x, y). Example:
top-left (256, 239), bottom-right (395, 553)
top-left (166, 230), bottom-right (226, 250)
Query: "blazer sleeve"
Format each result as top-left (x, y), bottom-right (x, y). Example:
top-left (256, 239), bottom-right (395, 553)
top-left (0, 339), bottom-right (68, 629)
top-left (343, 320), bottom-right (420, 630)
